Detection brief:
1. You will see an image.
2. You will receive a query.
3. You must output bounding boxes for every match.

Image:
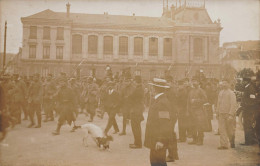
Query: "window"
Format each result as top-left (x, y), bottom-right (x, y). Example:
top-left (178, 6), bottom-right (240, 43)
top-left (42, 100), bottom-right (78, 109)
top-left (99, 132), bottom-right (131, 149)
top-left (119, 36), bottom-right (128, 55)
top-left (29, 45), bottom-right (36, 58)
top-left (57, 27), bottom-right (64, 40)
top-left (29, 26), bottom-right (37, 39)
top-left (134, 37), bottom-right (143, 55)
top-left (194, 38), bottom-right (204, 58)
top-left (56, 46), bottom-right (63, 59)
top-left (104, 36), bottom-right (113, 55)
top-left (72, 34), bottom-right (82, 54)
top-left (88, 35), bottom-right (98, 54)
top-left (43, 46), bottom-right (50, 59)
top-left (43, 27), bottom-right (50, 40)
top-left (163, 38), bottom-right (172, 56)
top-left (149, 37), bottom-right (158, 56)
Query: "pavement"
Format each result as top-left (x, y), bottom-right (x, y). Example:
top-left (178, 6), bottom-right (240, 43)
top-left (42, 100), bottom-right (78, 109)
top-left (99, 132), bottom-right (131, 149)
top-left (0, 111), bottom-right (259, 166)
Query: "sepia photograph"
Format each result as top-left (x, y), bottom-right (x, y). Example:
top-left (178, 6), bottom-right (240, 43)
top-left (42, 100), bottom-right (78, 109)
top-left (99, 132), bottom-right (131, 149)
top-left (0, 0), bottom-right (259, 165)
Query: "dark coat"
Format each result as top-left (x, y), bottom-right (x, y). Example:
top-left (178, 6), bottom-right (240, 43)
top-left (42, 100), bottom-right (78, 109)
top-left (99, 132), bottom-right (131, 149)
top-left (130, 84), bottom-right (144, 122)
top-left (103, 89), bottom-right (120, 115)
top-left (144, 93), bottom-right (173, 149)
top-left (28, 81), bottom-right (43, 104)
top-left (57, 86), bottom-right (75, 125)
top-left (241, 83), bottom-right (257, 110)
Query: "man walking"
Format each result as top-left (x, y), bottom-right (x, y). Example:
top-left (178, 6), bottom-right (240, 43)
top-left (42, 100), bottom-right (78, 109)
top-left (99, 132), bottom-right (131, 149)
top-left (216, 79), bottom-right (237, 149)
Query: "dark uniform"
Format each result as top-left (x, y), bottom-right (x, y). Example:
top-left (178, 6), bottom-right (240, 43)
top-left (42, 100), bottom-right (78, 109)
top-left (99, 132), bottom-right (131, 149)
top-left (43, 74), bottom-right (56, 122)
top-left (104, 82), bottom-right (120, 135)
top-left (27, 74), bottom-right (43, 128)
top-left (129, 77), bottom-right (144, 148)
top-left (85, 78), bottom-right (99, 122)
top-left (52, 78), bottom-right (76, 135)
top-left (187, 84), bottom-right (207, 145)
top-left (144, 92), bottom-right (173, 166)
top-left (241, 78), bottom-right (258, 145)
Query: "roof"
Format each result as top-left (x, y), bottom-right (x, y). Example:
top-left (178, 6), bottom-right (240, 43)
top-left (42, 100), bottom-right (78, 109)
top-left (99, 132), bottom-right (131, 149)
top-left (22, 9), bottom-right (174, 28)
top-left (174, 7), bottom-right (213, 24)
top-left (222, 50), bottom-right (260, 61)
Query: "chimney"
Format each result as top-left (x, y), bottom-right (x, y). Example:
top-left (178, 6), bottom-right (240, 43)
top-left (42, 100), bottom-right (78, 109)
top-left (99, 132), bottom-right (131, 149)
top-left (171, 5), bottom-right (175, 20)
top-left (66, 2), bottom-right (70, 18)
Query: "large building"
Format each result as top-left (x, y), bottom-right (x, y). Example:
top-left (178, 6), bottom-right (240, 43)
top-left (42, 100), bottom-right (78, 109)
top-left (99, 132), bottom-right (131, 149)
top-left (20, 1), bottom-right (222, 80)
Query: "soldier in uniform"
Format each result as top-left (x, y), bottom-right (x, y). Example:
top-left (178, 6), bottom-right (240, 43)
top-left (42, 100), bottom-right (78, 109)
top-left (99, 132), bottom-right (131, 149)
top-left (187, 77), bottom-right (207, 145)
top-left (85, 76), bottom-right (99, 122)
top-left (119, 72), bottom-right (133, 135)
top-left (43, 73), bottom-right (56, 122)
top-left (52, 76), bottom-right (76, 135)
top-left (9, 74), bottom-right (28, 124)
top-left (129, 76), bottom-right (144, 149)
top-left (144, 78), bottom-right (173, 166)
top-left (177, 78), bottom-right (190, 142)
top-left (27, 73), bottom-right (43, 128)
top-left (240, 76), bottom-right (258, 145)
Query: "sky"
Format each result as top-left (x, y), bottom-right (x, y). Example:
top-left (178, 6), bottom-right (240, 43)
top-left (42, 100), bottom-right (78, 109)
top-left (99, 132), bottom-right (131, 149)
top-left (0, 0), bottom-right (259, 53)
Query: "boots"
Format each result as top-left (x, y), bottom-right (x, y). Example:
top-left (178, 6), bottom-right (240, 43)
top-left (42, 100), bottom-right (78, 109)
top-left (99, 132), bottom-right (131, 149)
top-left (52, 124), bottom-right (62, 135)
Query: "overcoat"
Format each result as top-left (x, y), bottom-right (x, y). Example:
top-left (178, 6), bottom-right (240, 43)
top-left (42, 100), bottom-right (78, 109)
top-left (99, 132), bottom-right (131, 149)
top-left (144, 93), bottom-right (173, 149)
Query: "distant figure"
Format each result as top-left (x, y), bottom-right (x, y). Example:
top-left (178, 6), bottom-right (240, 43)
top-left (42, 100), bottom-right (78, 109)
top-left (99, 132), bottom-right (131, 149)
top-left (216, 79), bottom-right (237, 149)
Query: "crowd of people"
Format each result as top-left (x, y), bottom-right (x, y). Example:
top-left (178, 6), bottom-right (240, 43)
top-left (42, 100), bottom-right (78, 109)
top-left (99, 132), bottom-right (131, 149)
top-left (0, 67), bottom-right (259, 166)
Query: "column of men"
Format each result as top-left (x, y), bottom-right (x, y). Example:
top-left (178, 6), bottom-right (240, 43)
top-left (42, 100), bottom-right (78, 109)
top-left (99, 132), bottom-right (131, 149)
top-left (0, 69), bottom-right (259, 163)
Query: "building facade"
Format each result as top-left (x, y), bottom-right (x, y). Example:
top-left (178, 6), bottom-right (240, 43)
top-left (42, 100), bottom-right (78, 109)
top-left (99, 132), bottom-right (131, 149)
top-left (20, 2), bottom-right (222, 80)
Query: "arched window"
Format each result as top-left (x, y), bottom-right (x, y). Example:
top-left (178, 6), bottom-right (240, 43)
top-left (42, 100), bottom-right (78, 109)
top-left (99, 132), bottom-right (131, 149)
top-left (72, 34), bottom-right (82, 54)
top-left (104, 36), bottom-right (113, 55)
top-left (88, 35), bottom-right (98, 54)
top-left (163, 38), bottom-right (172, 56)
top-left (134, 37), bottom-right (143, 56)
top-left (194, 38), bottom-right (204, 58)
top-left (119, 36), bottom-right (128, 55)
top-left (149, 37), bottom-right (158, 56)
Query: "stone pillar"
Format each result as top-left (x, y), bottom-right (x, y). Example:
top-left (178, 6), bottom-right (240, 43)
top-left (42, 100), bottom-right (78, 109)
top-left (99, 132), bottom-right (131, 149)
top-left (22, 25), bottom-right (30, 59)
top-left (83, 34), bottom-right (87, 58)
top-left (50, 26), bottom-right (56, 60)
top-left (144, 36), bottom-right (149, 60)
top-left (129, 36), bottom-right (134, 59)
top-left (98, 34), bottom-right (103, 59)
top-left (158, 37), bottom-right (163, 60)
top-left (113, 35), bottom-right (119, 59)
top-left (37, 26), bottom-right (43, 60)
top-left (64, 26), bottom-right (71, 60)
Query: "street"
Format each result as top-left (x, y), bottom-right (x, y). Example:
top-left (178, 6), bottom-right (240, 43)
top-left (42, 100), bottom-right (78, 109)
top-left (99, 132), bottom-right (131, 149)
top-left (1, 111), bottom-right (259, 166)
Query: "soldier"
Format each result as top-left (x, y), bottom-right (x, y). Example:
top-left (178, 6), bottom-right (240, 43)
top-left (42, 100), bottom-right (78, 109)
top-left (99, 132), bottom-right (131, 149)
top-left (69, 78), bottom-right (81, 117)
top-left (8, 74), bottom-right (27, 124)
top-left (187, 77), bottom-right (208, 145)
top-left (177, 78), bottom-right (190, 142)
top-left (144, 78), bottom-right (173, 166)
top-left (27, 73), bottom-right (43, 128)
top-left (240, 76), bottom-right (258, 145)
top-left (52, 76), bottom-right (76, 135)
top-left (119, 73), bottom-right (133, 135)
top-left (43, 73), bottom-right (56, 122)
top-left (85, 76), bottom-right (99, 122)
top-left (129, 76), bottom-right (144, 149)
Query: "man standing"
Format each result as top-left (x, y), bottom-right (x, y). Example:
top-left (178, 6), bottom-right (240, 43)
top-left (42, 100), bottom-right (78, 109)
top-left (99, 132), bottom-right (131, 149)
top-left (86, 76), bottom-right (99, 122)
top-left (240, 76), bottom-right (258, 145)
top-left (129, 76), bottom-right (144, 149)
top-left (144, 78), bottom-right (172, 166)
top-left (187, 77), bottom-right (207, 145)
top-left (104, 81), bottom-right (120, 135)
top-left (52, 76), bottom-right (76, 135)
top-left (43, 73), bottom-right (56, 122)
top-left (216, 79), bottom-right (237, 149)
top-left (27, 73), bottom-right (43, 128)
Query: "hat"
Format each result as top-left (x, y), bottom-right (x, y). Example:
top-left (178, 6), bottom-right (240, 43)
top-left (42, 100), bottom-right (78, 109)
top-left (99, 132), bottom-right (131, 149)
top-left (108, 81), bottom-right (115, 86)
top-left (148, 78), bottom-right (170, 88)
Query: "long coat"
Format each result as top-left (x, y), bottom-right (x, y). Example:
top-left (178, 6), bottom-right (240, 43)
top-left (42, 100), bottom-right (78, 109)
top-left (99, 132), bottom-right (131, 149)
top-left (129, 83), bottom-right (144, 122)
top-left (103, 89), bottom-right (120, 115)
top-left (241, 83), bottom-right (257, 111)
top-left (144, 93), bottom-right (173, 149)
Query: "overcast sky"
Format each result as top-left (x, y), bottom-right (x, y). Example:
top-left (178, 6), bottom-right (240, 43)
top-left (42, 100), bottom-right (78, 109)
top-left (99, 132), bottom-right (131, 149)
top-left (0, 0), bottom-right (259, 53)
